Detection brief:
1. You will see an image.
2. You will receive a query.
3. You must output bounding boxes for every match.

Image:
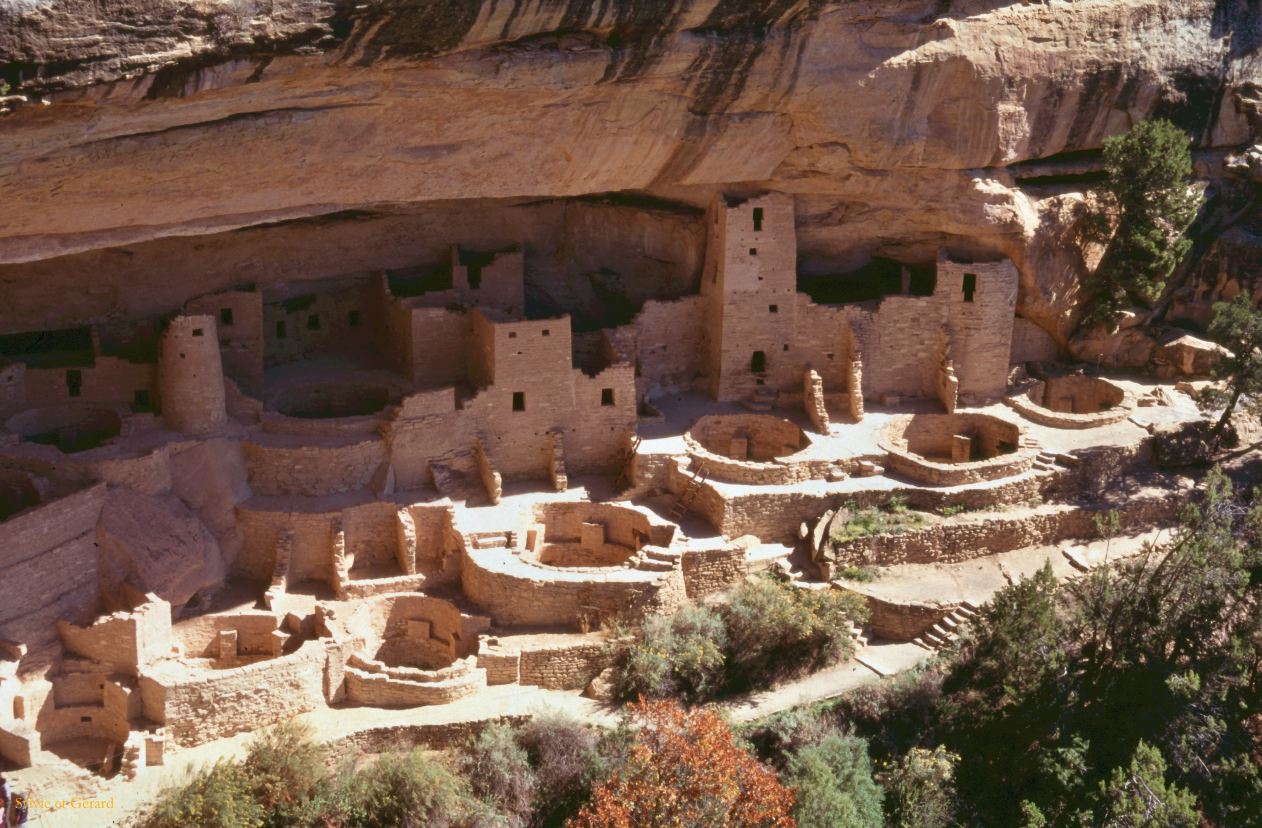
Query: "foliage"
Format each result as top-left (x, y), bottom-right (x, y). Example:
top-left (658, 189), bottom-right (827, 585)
top-left (131, 761), bottom-right (268, 828)
top-left (720, 572), bottom-right (867, 691)
top-left (132, 721), bottom-right (326, 828)
top-left (784, 733), bottom-right (883, 828)
top-left (1199, 293), bottom-right (1262, 435)
top-left (614, 574), bottom-right (866, 702)
top-left (567, 699), bottom-right (795, 828)
top-left (820, 466), bottom-right (1262, 827)
top-left (1096, 741), bottom-right (1198, 827)
top-left (615, 603), bottom-right (727, 702)
top-left (1084, 119), bottom-right (1202, 324)
top-left (830, 498), bottom-right (926, 544)
top-left (321, 749), bottom-right (474, 828)
top-left (462, 723), bottom-right (536, 824)
top-left (836, 565), bottom-right (878, 582)
top-left (882, 746), bottom-right (960, 828)
top-left (516, 712), bottom-right (624, 828)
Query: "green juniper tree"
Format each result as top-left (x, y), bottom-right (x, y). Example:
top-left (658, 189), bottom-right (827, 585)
top-left (1086, 120), bottom-right (1202, 325)
top-left (1199, 293), bottom-right (1262, 436)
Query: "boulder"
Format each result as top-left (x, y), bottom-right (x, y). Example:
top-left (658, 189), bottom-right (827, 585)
top-left (1152, 333), bottom-right (1231, 379)
top-left (97, 488), bottom-right (226, 613)
top-left (583, 667), bottom-right (617, 702)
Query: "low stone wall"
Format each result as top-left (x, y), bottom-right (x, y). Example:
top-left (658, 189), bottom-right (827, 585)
top-left (848, 593), bottom-right (950, 641)
top-left (461, 549), bottom-right (686, 628)
top-left (141, 639), bottom-right (330, 748)
top-left (831, 495), bottom-right (1179, 567)
top-left (242, 438), bottom-right (387, 496)
top-left (681, 545), bottom-right (749, 599)
top-left (337, 715), bottom-right (531, 754)
top-left (682, 433), bottom-right (840, 486)
top-left (880, 413), bottom-right (1037, 486)
top-left (687, 465), bottom-right (1044, 543)
top-left (343, 656), bottom-right (486, 708)
top-left (1005, 377), bottom-right (1134, 429)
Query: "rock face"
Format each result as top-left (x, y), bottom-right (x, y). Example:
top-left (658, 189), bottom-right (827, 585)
top-left (97, 487), bottom-right (227, 612)
top-left (0, 0), bottom-right (1259, 338)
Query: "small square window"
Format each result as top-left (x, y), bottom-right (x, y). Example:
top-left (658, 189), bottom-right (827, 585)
top-left (542, 329), bottom-right (550, 337)
top-left (749, 248), bottom-right (758, 256)
top-left (769, 304), bottom-right (778, 313)
top-left (192, 328), bottom-right (204, 337)
top-left (348, 310), bottom-right (362, 328)
top-left (512, 391), bottom-right (525, 412)
top-left (508, 331), bottom-right (517, 339)
top-left (307, 314), bottom-right (321, 331)
top-left (826, 352), bottom-right (834, 360)
top-left (276, 321), bottom-right (287, 339)
top-left (220, 308), bottom-right (234, 326)
top-left (601, 388), bottom-right (615, 406)
top-left (783, 344), bottom-right (790, 352)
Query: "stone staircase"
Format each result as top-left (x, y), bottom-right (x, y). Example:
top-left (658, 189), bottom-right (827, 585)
top-left (742, 385), bottom-right (778, 412)
top-left (912, 600), bottom-right (980, 651)
top-left (630, 546), bottom-right (680, 573)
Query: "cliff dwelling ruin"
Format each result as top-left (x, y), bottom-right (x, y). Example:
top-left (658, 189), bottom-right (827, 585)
top-left (0, 0), bottom-right (1260, 822)
top-left (0, 190), bottom-right (1217, 795)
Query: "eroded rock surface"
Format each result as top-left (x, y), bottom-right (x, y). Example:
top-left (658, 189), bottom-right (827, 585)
top-left (0, 0), bottom-right (1259, 340)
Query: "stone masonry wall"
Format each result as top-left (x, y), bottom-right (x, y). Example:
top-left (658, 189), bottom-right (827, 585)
top-left (141, 639), bottom-right (329, 748)
top-left (0, 482), bottom-right (105, 652)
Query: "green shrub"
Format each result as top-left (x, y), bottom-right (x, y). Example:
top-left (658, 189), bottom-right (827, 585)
top-left (321, 749), bottom-right (474, 828)
top-left (721, 573), bottom-right (867, 689)
top-left (132, 762), bottom-right (267, 828)
top-left (242, 720), bottom-right (327, 826)
top-left (461, 723), bottom-right (535, 823)
top-left (837, 565), bottom-right (878, 582)
top-left (740, 705), bottom-right (836, 768)
top-left (133, 720), bottom-right (325, 828)
top-left (883, 746), bottom-right (960, 828)
top-left (615, 603), bottom-right (726, 702)
top-left (831, 499), bottom-right (926, 543)
top-left (786, 734), bottom-right (884, 828)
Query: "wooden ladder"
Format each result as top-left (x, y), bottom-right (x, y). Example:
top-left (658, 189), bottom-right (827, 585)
top-left (668, 463), bottom-right (708, 521)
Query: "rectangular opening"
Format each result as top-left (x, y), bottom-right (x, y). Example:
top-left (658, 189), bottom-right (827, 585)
top-left (275, 320), bottom-right (287, 340)
top-left (192, 328), bottom-right (204, 337)
top-left (750, 350), bottom-right (766, 374)
top-left (512, 391), bottom-right (525, 412)
top-left (220, 308), bottom-right (234, 326)
top-left (783, 344), bottom-right (790, 351)
top-left (133, 389), bottom-right (151, 411)
top-left (542, 329), bottom-right (550, 337)
top-left (307, 314), bottom-right (321, 331)
top-left (66, 369), bottom-right (83, 397)
top-left (768, 304), bottom-right (778, 313)
top-left (753, 207), bottom-right (764, 232)
top-left (601, 388), bottom-right (615, 406)
top-left (749, 248), bottom-right (758, 256)
top-left (508, 331), bottom-right (517, 339)
top-left (962, 273), bottom-right (977, 303)
top-left (348, 310), bottom-right (362, 328)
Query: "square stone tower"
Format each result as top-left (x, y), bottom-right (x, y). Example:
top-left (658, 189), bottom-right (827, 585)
top-left (700, 193), bottom-right (798, 401)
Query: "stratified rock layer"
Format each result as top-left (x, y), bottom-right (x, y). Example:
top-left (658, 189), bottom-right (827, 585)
top-left (0, 0), bottom-right (1259, 338)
